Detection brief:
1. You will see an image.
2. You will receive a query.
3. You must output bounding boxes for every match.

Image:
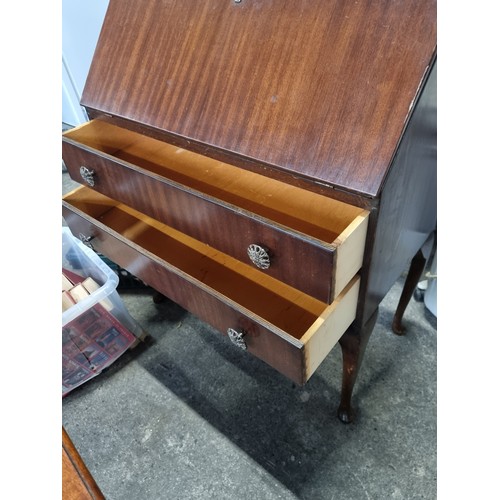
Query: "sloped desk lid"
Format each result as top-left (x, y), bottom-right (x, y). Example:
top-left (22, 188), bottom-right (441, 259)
top-left (81, 0), bottom-right (436, 198)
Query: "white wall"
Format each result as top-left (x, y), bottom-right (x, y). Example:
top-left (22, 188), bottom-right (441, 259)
top-left (62, 0), bottom-right (109, 126)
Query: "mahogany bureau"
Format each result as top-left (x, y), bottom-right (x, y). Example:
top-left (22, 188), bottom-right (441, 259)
top-left (62, 0), bottom-right (437, 423)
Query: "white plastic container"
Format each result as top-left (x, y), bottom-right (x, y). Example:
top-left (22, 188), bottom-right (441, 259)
top-left (62, 227), bottom-right (145, 395)
top-left (62, 227), bottom-right (143, 333)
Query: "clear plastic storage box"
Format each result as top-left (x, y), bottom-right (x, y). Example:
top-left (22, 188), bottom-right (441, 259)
top-left (62, 227), bottom-right (145, 395)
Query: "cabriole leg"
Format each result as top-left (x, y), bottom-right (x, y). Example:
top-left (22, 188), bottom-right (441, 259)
top-left (392, 249), bottom-right (427, 335)
top-left (337, 309), bottom-right (378, 424)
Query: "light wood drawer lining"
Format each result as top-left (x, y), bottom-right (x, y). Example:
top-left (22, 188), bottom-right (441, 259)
top-left (63, 187), bottom-right (360, 383)
top-left (64, 120), bottom-right (366, 244)
top-left (65, 187), bottom-right (324, 338)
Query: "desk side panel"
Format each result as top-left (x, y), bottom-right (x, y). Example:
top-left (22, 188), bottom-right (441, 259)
top-left (359, 62), bottom-right (437, 325)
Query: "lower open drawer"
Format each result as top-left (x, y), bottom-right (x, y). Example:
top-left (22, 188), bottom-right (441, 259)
top-left (62, 187), bottom-right (360, 385)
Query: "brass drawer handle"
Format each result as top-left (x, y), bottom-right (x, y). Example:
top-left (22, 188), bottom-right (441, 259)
top-left (247, 244), bottom-right (271, 270)
top-left (78, 233), bottom-right (94, 250)
top-left (227, 328), bottom-right (247, 350)
top-left (80, 166), bottom-right (96, 187)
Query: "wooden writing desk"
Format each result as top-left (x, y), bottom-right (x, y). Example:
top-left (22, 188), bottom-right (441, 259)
top-left (62, 0), bottom-right (436, 422)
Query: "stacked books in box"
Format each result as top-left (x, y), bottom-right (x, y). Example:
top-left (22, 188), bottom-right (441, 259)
top-left (62, 269), bottom-right (136, 396)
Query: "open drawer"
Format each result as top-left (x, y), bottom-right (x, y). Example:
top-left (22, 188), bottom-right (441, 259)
top-left (62, 120), bottom-right (369, 303)
top-left (62, 187), bottom-right (360, 385)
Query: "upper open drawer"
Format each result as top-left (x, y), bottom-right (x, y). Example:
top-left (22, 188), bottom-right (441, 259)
top-left (63, 120), bottom-right (369, 303)
top-left (63, 187), bottom-right (360, 385)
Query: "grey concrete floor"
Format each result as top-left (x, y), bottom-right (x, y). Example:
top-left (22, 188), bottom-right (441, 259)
top-left (62, 171), bottom-right (437, 500)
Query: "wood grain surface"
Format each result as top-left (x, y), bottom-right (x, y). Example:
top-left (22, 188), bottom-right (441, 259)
top-left (63, 121), bottom-right (368, 302)
top-left (82, 0), bottom-right (436, 197)
top-left (62, 427), bottom-right (104, 500)
top-left (62, 188), bottom-right (360, 384)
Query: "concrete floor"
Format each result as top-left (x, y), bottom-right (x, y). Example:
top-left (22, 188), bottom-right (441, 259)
top-left (62, 171), bottom-right (437, 500)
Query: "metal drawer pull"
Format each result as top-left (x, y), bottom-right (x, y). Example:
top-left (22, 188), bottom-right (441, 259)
top-left (247, 244), bottom-right (271, 270)
top-left (80, 166), bottom-right (96, 186)
top-left (227, 328), bottom-right (247, 350)
top-left (78, 233), bottom-right (94, 250)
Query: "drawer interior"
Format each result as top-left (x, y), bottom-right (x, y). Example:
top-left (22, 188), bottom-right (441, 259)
top-left (64, 120), bottom-right (367, 245)
top-left (64, 187), bottom-right (329, 341)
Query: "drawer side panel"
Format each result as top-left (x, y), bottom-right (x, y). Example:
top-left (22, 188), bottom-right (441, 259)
top-left (303, 277), bottom-right (360, 381)
top-left (334, 214), bottom-right (368, 297)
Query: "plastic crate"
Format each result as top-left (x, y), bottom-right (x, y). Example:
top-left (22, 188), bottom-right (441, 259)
top-left (62, 227), bottom-right (145, 396)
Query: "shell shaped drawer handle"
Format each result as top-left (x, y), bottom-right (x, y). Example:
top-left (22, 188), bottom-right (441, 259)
top-left (227, 328), bottom-right (247, 351)
top-left (78, 233), bottom-right (94, 251)
top-left (247, 244), bottom-right (271, 270)
top-left (80, 166), bottom-right (96, 187)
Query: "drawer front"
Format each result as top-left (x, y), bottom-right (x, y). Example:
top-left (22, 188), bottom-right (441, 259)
top-left (62, 190), bottom-right (359, 385)
top-left (62, 139), bottom-right (336, 302)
